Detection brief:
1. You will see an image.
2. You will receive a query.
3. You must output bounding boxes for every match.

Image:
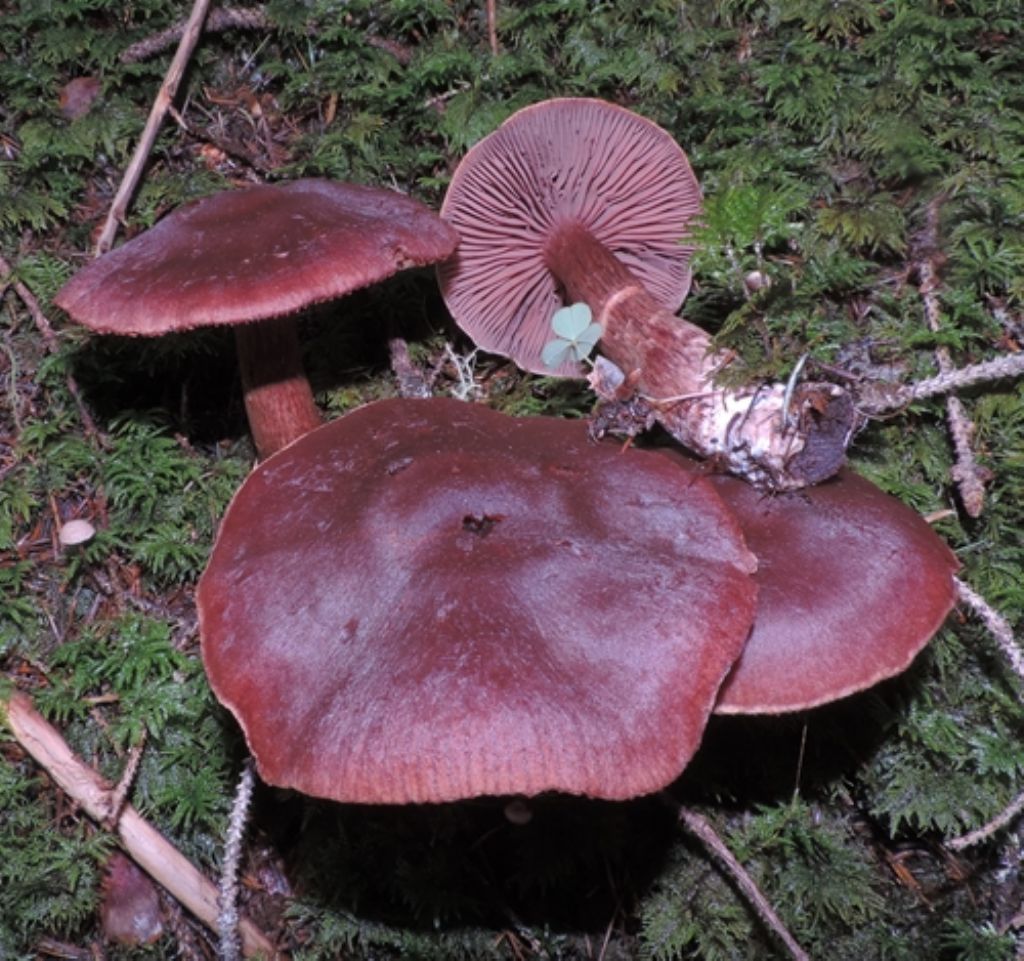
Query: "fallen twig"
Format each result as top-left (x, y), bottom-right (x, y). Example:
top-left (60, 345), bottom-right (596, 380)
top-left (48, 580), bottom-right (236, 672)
top-left (2, 691), bottom-right (281, 959)
top-left (947, 786), bottom-right (1024, 851)
top-left (905, 353), bottom-right (1024, 403)
top-left (0, 252), bottom-right (103, 442)
top-left (661, 796), bottom-right (811, 961)
top-left (120, 5), bottom-right (413, 66)
top-left (120, 6), bottom-right (269, 63)
top-left (107, 734), bottom-right (145, 825)
top-left (486, 0), bottom-right (499, 54)
top-left (96, 0), bottom-right (214, 255)
top-left (917, 198), bottom-right (987, 517)
top-left (860, 352), bottom-right (1024, 416)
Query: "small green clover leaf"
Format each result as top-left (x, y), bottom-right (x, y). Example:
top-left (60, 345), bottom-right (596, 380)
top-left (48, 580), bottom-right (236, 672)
top-left (541, 302), bottom-right (604, 369)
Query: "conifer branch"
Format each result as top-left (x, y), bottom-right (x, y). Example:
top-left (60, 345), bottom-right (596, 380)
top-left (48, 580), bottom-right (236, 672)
top-left (955, 578), bottom-right (1024, 688)
top-left (2, 692), bottom-right (281, 959)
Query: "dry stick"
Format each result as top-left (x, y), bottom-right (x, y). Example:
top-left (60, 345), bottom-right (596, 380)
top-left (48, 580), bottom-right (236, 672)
top-left (917, 202), bottom-right (987, 517)
top-left (662, 797), bottom-right (811, 961)
top-left (0, 253), bottom-right (103, 442)
top-left (95, 0), bottom-right (214, 255)
top-left (3, 692), bottom-right (281, 959)
top-left (947, 786), bottom-right (1024, 852)
top-left (486, 0), bottom-right (499, 54)
top-left (120, 5), bottom-right (413, 67)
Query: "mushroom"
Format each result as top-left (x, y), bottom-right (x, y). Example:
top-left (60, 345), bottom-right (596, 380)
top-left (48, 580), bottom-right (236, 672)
top-left (198, 397), bottom-right (758, 804)
top-left (55, 179), bottom-right (459, 459)
top-left (100, 852), bottom-right (164, 947)
top-left (437, 98), bottom-right (856, 490)
top-left (655, 449), bottom-right (960, 713)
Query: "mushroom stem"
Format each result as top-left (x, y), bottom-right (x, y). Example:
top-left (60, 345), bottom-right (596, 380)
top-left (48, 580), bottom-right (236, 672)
top-left (543, 222), bottom-right (856, 490)
top-left (234, 317), bottom-right (322, 460)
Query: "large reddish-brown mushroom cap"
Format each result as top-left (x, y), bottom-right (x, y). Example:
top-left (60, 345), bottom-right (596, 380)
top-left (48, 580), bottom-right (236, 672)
top-left (437, 98), bottom-right (701, 376)
top-left (54, 179), bottom-right (458, 334)
top-left (684, 463), bottom-right (961, 714)
top-left (198, 398), bottom-right (757, 804)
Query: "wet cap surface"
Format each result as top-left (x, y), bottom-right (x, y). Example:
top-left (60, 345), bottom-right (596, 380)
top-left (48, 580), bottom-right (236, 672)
top-left (55, 179), bottom-right (458, 335)
top-left (701, 465), bottom-right (961, 713)
top-left (199, 398), bottom-right (757, 804)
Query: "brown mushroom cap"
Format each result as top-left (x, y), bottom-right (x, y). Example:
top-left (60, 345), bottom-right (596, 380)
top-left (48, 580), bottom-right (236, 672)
top-left (668, 460), bottom-right (961, 714)
top-left (198, 398), bottom-right (757, 804)
top-left (437, 98), bottom-right (701, 376)
top-left (54, 179), bottom-right (459, 334)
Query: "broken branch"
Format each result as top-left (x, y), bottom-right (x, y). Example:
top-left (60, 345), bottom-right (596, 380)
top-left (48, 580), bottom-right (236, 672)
top-left (2, 691), bottom-right (281, 959)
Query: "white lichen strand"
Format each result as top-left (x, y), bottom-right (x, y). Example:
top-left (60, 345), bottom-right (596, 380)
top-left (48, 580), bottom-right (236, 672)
top-left (218, 759), bottom-right (256, 961)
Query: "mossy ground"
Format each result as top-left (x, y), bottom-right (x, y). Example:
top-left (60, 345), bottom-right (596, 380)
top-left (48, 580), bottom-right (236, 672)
top-left (2, 1), bottom-right (1023, 958)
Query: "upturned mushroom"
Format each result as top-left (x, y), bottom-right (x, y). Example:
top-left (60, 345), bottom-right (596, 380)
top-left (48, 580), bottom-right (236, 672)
top-left (438, 98), bottom-right (856, 491)
top-left (198, 398), bottom-right (758, 804)
top-left (55, 179), bottom-right (458, 459)
top-left (653, 449), bottom-right (961, 713)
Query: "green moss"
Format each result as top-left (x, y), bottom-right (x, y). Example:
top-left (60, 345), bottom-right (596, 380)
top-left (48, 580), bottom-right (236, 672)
top-left (2, 0), bottom-right (1023, 956)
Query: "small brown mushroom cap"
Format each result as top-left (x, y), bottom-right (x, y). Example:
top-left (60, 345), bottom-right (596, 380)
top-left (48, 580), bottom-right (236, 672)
top-left (685, 462), bottom-right (960, 714)
top-left (198, 398), bottom-right (757, 804)
top-left (437, 98), bottom-right (701, 376)
top-left (54, 179), bottom-right (458, 335)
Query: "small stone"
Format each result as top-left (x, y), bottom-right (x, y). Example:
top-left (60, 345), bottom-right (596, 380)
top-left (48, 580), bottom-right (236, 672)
top-left (743, 270), bottom-right (772, 293)
top-left (58, 518), bottom-right (96, 546)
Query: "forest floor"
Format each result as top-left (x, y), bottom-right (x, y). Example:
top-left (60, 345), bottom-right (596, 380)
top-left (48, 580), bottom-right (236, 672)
top-left (2, 1), bottom-right (1024, 959)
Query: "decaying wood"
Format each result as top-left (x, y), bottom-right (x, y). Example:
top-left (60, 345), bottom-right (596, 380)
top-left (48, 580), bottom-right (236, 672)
top-left (3, 691), bottom-right (281, 959)
top-left (544, 223), bottom-right (857, 491)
